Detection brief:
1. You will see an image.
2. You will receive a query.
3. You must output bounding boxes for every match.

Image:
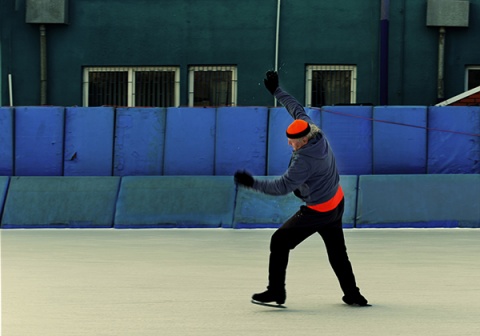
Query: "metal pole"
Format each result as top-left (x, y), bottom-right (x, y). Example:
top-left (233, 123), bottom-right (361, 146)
top-left (379, 0), bottom-right (389, 105)
top-left (40, 24), bottom-right (47, 105)
top-left (8, 74), bottom-right (13, 106)
top-left (274, 0), bottom-right (281, 107)
top-left (437, 27), bottom-right (446, 101)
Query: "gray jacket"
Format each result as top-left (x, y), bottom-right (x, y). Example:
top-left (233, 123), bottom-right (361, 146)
top-left (251, 88), bottom-right (340, 205)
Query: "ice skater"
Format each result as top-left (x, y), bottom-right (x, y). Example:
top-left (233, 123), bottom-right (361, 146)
top-left (234, 70), bottom-right (369, 308)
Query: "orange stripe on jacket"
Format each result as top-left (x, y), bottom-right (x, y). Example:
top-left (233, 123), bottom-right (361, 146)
top-left (307, 185), bottom-right (344, 212)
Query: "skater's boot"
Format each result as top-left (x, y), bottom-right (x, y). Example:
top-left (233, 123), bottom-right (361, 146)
top-left (342, 291), bottom-right (369, 306)
top-left (252, 287), bottom-right (286, 305)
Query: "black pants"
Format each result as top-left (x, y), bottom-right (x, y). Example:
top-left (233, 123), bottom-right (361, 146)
top-left (268, 199), bottom-right (360, 296)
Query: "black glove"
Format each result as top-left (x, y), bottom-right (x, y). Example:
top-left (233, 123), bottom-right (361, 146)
top-left (264, 70), bottom-right (279, 95)
top-left (234, 170), bottom-right (254, 188)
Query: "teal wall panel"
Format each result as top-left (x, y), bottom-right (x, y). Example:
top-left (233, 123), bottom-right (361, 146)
top-left (114, 176), bottom-right (236, 228)
top-left (357, 175), bottom-right (480, 228)
top-left (1, 176), bottom-right (120, 228)
top-left (233, 175), bottom-right (357, 228)
top-left (0, 176), bottom-right (9, 221)
top-left (0, 107), bottom-right (13, 175)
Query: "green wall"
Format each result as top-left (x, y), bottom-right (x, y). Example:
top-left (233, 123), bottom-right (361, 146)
top-left (1, 0), bottom-right (480, 106)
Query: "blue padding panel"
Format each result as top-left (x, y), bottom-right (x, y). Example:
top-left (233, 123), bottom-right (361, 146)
top-left (114, 176), bottom-right (236, 228)
top-left (356, 175), bottom-right (480, 228)
top-left (1, 177), bottom-right (120, 228)
top-left (64, 107), bottom-right (115, 176)
top-left (233, 175), bottom-right (357, 228)
top-left (215, 107), bottom-right (268, 176)
top-left (0, 107), bottom-right (14, 175)
top-left (114, 108), bottom-right (165, 176)
top-left (164, 108), bottom-right (216, 175)
top-left (15, 107), bottom-right (65, 176)
top-left (0, 176), bottom-right (9, 221)
top-left (373, 106), bottom-right (427, 174)
top-left (427, 106), bottom-right (480, 174)
top-left (267, 108), bottom-right (293, 175)
top-left (322, 106), bottom-right (373, 175)
top-left (267, 107), bottom-right (322, 176)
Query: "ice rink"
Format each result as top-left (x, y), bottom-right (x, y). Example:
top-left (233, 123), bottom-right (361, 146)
top-left (2, 228), bottom-right (480, 336)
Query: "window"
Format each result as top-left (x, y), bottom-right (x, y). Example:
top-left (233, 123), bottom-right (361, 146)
top-left (83, 67), bottom-right (180, 107)
top-left (466, 66), bottom-right (480, 90)
top-left (306, 65), bottom-right (357, 107)
top-left (188, 66), bottom-right (237, 107)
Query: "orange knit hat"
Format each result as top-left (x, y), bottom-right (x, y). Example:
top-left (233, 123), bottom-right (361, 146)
top-left (286, 119), bottom-right (310, 139)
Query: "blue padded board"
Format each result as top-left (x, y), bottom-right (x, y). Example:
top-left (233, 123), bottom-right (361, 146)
top-left (0, 107), bottom-right (14, 175)
top-left (215, 107), bottom-right (268, 176)
top-left (15, 107), bottom-right (64, 176)
top-left (233, 175), bottom-right (357, 228)
top-left (164, 107), bottom-right (216, 175)
top-left (114, 108), bottom-right (165, 176)
top-left (1, 176), bottom-right (120, 228)
top-left (321, 106), bottom-right (373, 175)
top-left (0, 176), bottom-right (9, 221)
top-left (373, 106), bottom-right (427, 174)
top-left (356, 174), bottom-right (480, 228)
top-left (114, 176), bottom-right (236, 228)
top-left (427, 106), bottom-right (480, 174)
top-left (64, 107), bottom-right (115, 176)
top-left (267, 107), bottom-right (322, 176)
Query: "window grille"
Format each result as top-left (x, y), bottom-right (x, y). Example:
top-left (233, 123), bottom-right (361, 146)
top-left (188, 66), bottom-right (237, 107)
top-left (83, 67), bottom-right (180, 107)
top-left (306, 65), bottom-right (357, 107)
top-left (466, 66), bottom-right (480, 90)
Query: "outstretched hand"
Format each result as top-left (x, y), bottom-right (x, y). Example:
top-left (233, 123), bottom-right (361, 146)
top-left (234, 170), bottom-right (254, 188)
top-left (264, 70), bottom-right (279, 95)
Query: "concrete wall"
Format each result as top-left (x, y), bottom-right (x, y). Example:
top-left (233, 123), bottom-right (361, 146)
top-left (2, 1), bottom-right (480, 106)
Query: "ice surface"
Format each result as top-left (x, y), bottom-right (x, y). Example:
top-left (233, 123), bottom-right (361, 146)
top-left (2, 229), bottom-right (480, 336)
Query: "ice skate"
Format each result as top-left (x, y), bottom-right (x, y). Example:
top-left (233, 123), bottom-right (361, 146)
top-left (342, 293), bottom-right (370, 307)
top-left (251, 288), bottom-right (286, 308)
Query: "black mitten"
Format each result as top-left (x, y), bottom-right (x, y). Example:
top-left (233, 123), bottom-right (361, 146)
top-left (264, 70), bottom-right (279, 95)
top-left (234, 171), bottom-right (254, 187)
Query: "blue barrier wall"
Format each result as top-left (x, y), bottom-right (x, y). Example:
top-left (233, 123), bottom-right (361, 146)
top-left (373, 106), bottom-right (427, 174)
top-left (427, 106), bottom-right (480, 174)
top-left (64, 107), bottom-right (115, 176)
top-left (215, 107), bottom-right (269, 176)
top-left (114, 108), bottom-right (166, 176)
top-left (322, 106), bottom-right (373, 175)
top-left (1, 106), bottom-right (479, 176)
top-left (0, 107), bottom-right (13, 175)
top-left (164, 107), bottom-right (216, 175)
top-left (14, 107), bottom-right (65, 176)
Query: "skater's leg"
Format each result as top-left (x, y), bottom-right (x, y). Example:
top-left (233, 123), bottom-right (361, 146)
top-left (318, 226), bottom-right (369, 306)
top-left (253, 208), bottom-right (316, 304)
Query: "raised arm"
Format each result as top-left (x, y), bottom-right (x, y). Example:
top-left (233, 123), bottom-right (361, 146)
top-left (264, 70), bottom-right (312, 123)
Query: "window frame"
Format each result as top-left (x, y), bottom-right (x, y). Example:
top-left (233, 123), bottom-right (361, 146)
top-left (305, 65), bottom-right (357, 107)
top-left (465, 65), bottom-right (480, 91)
top-left (82, 66), bottom-right (180, 107)
top-left (188, 65), bottom-right (237, 107)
